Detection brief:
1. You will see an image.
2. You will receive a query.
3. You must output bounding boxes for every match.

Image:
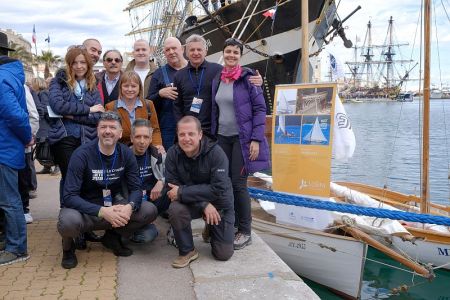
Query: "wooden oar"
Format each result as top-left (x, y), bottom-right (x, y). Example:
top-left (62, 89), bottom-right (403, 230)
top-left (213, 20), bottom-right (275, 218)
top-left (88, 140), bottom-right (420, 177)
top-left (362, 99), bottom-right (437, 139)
top-left (340, 224), bottom-right (434, 279)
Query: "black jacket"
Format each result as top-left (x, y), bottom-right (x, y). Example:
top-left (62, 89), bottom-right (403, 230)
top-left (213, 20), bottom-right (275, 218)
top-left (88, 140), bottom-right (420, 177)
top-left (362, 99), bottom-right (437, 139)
top-left (165, 135), bottom-right (234, 216)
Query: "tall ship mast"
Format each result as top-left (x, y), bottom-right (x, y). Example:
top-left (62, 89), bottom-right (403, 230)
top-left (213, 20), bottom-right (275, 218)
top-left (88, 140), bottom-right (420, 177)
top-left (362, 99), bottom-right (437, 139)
top-left (343, 16), bottom-right (416, 100)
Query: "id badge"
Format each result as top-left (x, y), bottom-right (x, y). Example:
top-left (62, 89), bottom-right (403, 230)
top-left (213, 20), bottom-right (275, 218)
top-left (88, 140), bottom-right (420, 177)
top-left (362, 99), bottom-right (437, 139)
top-left (142, 190), bottom-right (148, 202)
top-left (102, 189), bottom-right (112, 207)
top-left (166, 82), bottom-right (174, 87)
top-left (190, 97), bottom-right (203, 113)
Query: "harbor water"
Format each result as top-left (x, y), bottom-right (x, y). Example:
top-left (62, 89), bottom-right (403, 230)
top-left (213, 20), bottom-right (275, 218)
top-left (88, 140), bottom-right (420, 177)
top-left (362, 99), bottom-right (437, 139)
top-left (332, 100), bottom-right (450, 205)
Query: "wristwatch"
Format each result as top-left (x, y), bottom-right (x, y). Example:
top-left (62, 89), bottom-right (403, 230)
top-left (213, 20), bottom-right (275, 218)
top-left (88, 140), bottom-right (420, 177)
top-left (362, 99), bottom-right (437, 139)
top-left (128, 201), bottom-right (136, 212)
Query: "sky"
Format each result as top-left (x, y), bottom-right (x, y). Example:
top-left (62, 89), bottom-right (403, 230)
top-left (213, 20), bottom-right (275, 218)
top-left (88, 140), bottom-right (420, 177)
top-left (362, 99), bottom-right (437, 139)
top-left (1, 0), bottom-right (449, 89)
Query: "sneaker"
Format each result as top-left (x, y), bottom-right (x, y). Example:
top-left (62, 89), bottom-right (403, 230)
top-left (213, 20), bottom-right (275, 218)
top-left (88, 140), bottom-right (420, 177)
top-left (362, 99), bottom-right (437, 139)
top-left (171, 249), bottom-right (199, 268)
top-left (202, 223), bottom-right (211, 243)
top-left (233, 232), bottom-right (252, 250)
top-left (61, 241), bottom-right (77, 269)
top-left (101, 230), bottom-right (133, 257)
top-left (24, 213), bottom-right (33, 224)
top-left (0, 251), bottom-right (30, 266)
top-left (29, 190), bottom-right (37, 199)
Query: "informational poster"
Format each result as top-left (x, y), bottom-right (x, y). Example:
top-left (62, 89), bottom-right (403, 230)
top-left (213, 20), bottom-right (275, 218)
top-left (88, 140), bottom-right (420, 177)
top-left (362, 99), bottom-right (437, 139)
top-left (272, 83), bottom-right (336, 197)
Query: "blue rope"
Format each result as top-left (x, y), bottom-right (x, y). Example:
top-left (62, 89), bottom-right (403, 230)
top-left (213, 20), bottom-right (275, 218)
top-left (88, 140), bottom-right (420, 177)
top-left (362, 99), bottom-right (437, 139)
top-left (248, 187), bottom-right (450, 226)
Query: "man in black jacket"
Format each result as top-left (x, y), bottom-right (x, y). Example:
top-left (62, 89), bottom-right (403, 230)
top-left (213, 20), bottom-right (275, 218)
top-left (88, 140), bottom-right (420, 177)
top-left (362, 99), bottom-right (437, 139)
top-left (165, 116), bottom-right (234, 268)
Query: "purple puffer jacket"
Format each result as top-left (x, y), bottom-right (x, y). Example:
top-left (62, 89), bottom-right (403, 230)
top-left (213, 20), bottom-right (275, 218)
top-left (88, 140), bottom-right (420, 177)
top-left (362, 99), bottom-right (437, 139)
top-left (211, 67), bottom-right (270, 174)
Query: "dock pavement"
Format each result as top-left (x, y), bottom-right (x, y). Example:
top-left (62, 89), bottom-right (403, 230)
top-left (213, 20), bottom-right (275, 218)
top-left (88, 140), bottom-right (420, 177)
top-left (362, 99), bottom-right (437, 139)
top-left (0, 165), bottom-right (319, 299)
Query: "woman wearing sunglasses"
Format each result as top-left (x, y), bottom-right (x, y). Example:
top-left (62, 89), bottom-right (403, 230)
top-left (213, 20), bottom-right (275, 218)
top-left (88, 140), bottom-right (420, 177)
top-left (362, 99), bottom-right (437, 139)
top-left (48, 46), bottom-right (104, 199)
top-left (210, 38), bottom-right (270, 250)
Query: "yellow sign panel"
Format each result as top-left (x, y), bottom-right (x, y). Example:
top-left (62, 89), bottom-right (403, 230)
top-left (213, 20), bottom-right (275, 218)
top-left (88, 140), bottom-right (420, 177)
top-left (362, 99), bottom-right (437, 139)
top-left (272, 83), bottom-right (336, 197)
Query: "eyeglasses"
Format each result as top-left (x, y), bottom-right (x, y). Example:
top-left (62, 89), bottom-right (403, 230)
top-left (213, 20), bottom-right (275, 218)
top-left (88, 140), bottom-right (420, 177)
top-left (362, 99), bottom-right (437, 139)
top-left (225, 38), bottom-right (242, 44)
top-left (105, 57), bottom-right (122, 63)
top-left (99, 111), bottom-right (121, 122)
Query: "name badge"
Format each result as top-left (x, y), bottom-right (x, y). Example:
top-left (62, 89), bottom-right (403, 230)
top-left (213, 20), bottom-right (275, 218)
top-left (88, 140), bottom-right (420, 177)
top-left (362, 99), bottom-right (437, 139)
top-left (142, 190), bottom-right (148, 202)
top-left (103, 189), bottom-right (112, 207)
top-left (190, 97), bottom-right (203, 113)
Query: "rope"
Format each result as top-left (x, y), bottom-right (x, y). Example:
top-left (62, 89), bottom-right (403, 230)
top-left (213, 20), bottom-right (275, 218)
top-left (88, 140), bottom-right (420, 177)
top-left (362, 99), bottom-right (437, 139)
top-left (249, 187), bottom-right (450, 226)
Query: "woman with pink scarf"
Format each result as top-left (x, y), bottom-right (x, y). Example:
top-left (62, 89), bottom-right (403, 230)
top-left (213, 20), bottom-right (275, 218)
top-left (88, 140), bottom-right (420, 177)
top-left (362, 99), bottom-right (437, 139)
top-left (210, 38), bottom-right (270, 250)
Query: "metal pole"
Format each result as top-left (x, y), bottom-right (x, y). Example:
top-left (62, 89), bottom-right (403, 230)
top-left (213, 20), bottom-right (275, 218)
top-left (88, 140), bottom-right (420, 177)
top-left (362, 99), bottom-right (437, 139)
top-left (301, 0), bottom-right (309, 83)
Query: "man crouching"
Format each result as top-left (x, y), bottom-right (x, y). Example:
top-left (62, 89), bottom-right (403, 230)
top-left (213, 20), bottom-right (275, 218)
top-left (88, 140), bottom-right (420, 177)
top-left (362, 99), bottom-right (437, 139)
top-left (57, 112), bottom-right (158, 269)
top-left (166, 116), bottom-right (235, 268)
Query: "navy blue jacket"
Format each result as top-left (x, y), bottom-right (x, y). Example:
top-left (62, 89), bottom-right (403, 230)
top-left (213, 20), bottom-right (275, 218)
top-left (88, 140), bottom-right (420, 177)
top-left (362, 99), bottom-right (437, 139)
top-left (0, 57), bottom-right (32, 169)
top-left (48, 69), bottom-right (102, 145)
top-left (173, 60), bottom-right (223, 133)
top-left (165, 136), bottom-right (234, 219)
top-left (63, 139), bottom-right (142, 216)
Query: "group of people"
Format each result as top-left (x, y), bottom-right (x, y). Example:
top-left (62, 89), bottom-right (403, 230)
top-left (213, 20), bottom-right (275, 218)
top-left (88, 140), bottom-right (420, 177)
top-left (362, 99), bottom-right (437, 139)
top-left (0, 30), bottom-right (270, 270)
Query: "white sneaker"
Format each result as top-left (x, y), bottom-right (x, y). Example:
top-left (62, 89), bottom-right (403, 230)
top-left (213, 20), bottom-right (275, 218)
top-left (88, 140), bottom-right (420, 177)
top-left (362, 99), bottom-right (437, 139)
top-left (24, 213), bottom-right (33, 224)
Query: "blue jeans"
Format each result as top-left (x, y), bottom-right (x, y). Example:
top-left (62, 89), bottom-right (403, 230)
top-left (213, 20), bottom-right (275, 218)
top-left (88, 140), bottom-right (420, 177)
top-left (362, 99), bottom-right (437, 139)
top-left (131, 223), bottom-right (158, 243)
top-left (0, 164), bottom-right (27, 254)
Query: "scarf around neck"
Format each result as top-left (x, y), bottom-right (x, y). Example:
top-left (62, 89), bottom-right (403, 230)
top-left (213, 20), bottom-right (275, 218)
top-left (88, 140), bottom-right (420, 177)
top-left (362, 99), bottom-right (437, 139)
top-left (221, 65), bottom-right (242, 82)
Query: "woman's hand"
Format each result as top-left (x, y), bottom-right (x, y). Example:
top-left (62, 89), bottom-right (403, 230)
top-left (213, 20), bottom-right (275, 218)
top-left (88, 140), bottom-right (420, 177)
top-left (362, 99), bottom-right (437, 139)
top-left (249, 141), bottom-right (260, 161)
top-left (90, 104), bottom-right (105, 113)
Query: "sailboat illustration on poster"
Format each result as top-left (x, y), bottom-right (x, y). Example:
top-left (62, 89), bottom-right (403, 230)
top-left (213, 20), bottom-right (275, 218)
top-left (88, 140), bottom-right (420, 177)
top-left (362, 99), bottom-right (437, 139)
top-left (303, 117), bottom-right (328, 144)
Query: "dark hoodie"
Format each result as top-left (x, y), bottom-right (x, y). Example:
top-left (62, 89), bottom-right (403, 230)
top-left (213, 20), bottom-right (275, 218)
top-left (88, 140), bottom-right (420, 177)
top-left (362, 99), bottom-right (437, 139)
top-left (165, 135), bottom-right (234, 216)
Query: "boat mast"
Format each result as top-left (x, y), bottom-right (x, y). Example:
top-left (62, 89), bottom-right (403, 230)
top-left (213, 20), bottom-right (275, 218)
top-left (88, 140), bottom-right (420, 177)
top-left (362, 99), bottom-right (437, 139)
top-left (422, 0), bottom-right (430, 213)
top-left (301, 0), bottom-right (309, 83)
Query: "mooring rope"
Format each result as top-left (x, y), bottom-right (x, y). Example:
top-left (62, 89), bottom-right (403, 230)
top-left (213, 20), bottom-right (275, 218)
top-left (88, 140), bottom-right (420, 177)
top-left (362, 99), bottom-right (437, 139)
top-left (248, 187), bottom-right (450, 226)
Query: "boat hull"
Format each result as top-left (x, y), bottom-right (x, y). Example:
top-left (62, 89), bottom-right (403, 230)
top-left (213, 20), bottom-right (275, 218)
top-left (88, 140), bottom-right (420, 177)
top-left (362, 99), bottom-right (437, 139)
top-left (252, 217), bottom-right (367, 299)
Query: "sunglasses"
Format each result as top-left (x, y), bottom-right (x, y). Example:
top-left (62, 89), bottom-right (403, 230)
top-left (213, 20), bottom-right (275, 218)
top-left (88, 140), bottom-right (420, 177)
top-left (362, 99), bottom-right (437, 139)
top-left (105, 57), bottom-right (122, 63)
top-left (225, 37), bottom-right (242, 44)
top-left (99, 111), bottom-right (121, 121)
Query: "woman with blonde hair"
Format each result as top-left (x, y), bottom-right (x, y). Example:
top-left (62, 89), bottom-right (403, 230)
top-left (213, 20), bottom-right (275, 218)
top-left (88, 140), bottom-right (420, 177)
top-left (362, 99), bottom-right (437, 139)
top-left (105, 70), bottom-right (162, 147)
top-left (48, 46), bottom-right (104, 193)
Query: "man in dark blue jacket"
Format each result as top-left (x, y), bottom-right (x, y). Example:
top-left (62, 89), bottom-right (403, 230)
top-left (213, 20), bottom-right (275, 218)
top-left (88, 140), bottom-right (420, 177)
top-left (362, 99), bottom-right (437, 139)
top-left (57, 112), bottom-right (158, 269)
top-left (166, 116), bottom-right (235, 268)
top-left (0, 32), bottom-right (34, 266)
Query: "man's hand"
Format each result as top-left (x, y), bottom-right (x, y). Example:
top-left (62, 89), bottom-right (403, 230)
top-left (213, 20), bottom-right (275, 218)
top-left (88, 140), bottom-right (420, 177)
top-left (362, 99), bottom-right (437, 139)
top-left (203, 203), bottom-right (221, 225)
top-left (100, 206), bottom-right (130, 228)
top-left (158, 86), bottom-right (178, 100)
top-left (249, 141), bottom-right (260, 161)
top-left (155, 144), bottom-right (166, 155)
top-left (150, 180), bottom-right (164, 201)
top-left (90, 104), bottom-right (105, 113)
top-left (249, 70), bottom-right (263, 86)
top-left (167, 183), bottom-right (179, 202)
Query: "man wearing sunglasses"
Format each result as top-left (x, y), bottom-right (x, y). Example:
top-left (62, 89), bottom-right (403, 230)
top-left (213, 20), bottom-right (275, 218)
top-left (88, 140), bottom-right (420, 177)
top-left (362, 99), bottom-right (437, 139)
top-left (58, 112), bottom-right (158, 269)
top-left (96, 50), bottom-right (124, 105)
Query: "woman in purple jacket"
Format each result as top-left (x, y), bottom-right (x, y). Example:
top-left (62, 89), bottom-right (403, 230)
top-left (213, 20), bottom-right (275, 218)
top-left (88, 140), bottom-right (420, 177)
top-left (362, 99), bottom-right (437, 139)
top-left (48, 47), bottom-right (104, 195)
top-left (211, 38), bottom-right (270, 250)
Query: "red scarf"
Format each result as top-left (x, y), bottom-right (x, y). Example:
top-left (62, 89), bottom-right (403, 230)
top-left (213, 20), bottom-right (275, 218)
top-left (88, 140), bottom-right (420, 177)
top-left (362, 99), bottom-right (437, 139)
top-left (221, 65), bottom-right (242, 82)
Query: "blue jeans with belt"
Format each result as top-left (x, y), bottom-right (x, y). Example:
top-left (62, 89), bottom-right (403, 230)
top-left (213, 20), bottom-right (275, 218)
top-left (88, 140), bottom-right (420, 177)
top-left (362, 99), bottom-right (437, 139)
top-left (0, 164), bottom-right (27, 255)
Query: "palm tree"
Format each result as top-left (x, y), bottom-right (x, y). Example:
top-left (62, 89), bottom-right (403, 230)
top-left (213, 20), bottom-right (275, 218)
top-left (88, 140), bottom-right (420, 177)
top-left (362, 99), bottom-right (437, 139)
top-left (37, 50), bottom-right (61, 79)
top-left (8, 41), bottom-right (33, 66)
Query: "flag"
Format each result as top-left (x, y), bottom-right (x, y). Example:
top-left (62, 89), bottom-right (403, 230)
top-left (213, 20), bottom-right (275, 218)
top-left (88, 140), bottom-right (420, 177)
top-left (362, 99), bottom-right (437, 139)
top-left (263, 8), bottom-right (276, 19)
top-left (32, 25), bottom-right (36, 44)
top-left (332, 95), bottom-right (356, 160)
top-left (329, 53), bottom-right (344, 81)
top-left (45, 34), bottom-right (50, 43)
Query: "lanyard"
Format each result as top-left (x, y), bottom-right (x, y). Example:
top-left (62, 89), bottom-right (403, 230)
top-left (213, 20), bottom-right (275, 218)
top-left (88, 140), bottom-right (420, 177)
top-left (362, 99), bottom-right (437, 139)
top-left (188, 68), bottom-right (205, 97)
top-left (97, 145), bottom-right (117, 188)
top-left (139, 152), bottom-right (148, 186)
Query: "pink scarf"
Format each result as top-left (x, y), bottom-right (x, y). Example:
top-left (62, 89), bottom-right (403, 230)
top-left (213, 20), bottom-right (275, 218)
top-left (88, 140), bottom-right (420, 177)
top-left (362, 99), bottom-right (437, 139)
top-left (221, 65), bottom-right (242, 82)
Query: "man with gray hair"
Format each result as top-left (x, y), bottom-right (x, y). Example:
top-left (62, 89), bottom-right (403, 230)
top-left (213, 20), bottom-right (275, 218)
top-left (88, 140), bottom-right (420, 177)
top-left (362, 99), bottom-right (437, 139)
top-left (173, 34), bottom-right (262, 134)
top-left (95, 50), bottom-right (124, 105)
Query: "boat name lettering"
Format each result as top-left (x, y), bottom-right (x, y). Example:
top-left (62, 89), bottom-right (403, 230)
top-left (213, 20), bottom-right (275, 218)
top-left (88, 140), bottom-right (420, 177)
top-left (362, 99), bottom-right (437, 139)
top-left (288, 241), bottom-right (306, 250)
top-left (437, 247), bottom-right (449, 256)
top-left (299, 179), bottom-right (326, 190)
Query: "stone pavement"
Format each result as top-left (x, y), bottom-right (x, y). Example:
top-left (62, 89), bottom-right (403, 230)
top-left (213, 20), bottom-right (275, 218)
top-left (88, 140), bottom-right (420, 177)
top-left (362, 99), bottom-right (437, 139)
top-left (0, 166), bottom-right (318, 299)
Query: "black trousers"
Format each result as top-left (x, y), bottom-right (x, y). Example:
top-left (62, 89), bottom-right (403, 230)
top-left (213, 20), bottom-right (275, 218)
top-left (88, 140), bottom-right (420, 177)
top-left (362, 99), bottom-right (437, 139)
top-left (50, 136), bottom-right (81, 180)
top-left (168, 201), bottom-right (234, 261)
top-left (217, 135), bottom-right (252, 234)
top-left (18, 152), bottom-right (34, 213)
